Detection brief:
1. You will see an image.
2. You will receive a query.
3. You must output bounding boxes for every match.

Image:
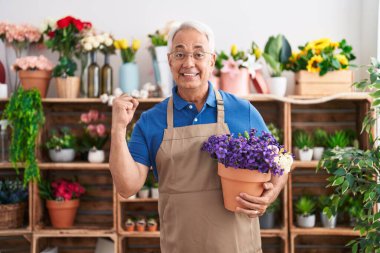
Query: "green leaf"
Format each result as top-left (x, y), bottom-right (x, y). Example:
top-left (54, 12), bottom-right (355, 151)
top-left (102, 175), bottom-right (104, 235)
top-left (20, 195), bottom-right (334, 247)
top-left (342, 180), bottom-right (349, 194)
top-left (370, 73), bottom-right (378, 83)
top-left (369, 90), bottom-right (380, 99)
top-left (334, 168), bottom-right (346, 176)
top-left (374, 212), bottom-right (380, 221)
top-left (351, 242), bottom-right (358, 253)
top-left (332, 176), bottom-right (345, 186)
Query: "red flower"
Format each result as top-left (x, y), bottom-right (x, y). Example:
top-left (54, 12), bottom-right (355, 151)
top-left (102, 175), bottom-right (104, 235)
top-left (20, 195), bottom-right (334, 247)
top-left (72, 18), bottom-right (84, 31)
top-left (82, 22), bottom-right (92, 29)
top-left (48, 31), bottom-right (55, 38)
top-left (56, 16), bottom-right (75, 29)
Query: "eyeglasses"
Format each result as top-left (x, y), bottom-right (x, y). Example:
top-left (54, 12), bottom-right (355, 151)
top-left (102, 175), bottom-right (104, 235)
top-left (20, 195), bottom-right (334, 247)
top-left (169, 51), bottom-right (214, 61)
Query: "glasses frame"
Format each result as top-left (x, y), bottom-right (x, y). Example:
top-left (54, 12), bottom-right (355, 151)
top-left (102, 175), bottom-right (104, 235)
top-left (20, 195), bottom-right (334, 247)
top-left (168, 51), bottom-right (215, 61)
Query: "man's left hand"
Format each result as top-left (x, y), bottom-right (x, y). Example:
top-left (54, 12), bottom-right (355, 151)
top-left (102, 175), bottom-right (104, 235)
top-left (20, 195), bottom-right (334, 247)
top-left (235, 182), bottom-right (275, 219)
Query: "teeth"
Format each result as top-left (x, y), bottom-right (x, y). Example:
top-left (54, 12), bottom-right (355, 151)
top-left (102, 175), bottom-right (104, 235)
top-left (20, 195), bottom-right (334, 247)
top-left (183, 73), bottom-right (197, 76)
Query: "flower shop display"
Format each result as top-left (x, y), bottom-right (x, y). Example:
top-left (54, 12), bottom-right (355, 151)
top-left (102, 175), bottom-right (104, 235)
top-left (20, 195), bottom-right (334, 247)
top-left (2, 87), bottom-right (45, 185)
top-left (0, 178), bottom-right (28, 229)
top-left (202, 129), bottom-right (293, 212)
top-left (318, 195), bottom-right (337, 228)
top-left (79, 109), bottom-right (109, 163)
top-left (295, 196), bottom-right (316, 228)
top-left (45, 127), bottom-right (77, 162)
top-left (0, 22), bottom-right (42, 93)
top-left (38, 178), bottom-right (85, 228)
top-left (42, 16), bottom-right (92, 98)
top-left (287, 38), bottom-right (356, 95)
top-left (259, 198), bottom-right (280, 229)
top-left (262, 34), bottom-right (292, 96)
top-left (114, 38), bottom-right (140, 95)
top-left (148, 21), bottom-right (179, 97)
top-left (293, 130), bottom-right (314, 161)
top-left (11, 55), bottom-right (53, 97)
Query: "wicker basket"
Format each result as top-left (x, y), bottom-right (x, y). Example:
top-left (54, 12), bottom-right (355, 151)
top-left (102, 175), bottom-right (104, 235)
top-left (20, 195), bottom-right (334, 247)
top-left (0, 202), bottom-right (26, 229)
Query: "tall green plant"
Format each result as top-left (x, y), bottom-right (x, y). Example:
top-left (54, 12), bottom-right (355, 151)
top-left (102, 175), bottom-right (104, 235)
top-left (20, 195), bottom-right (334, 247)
top-left (318, 57), bottom-right (380, 252)
top-left (2, 87), bottom-right (45, 185)
top-left (313, 128), bottom-right (328, 147)
top-left (262, 34), bottom-right (292, 77)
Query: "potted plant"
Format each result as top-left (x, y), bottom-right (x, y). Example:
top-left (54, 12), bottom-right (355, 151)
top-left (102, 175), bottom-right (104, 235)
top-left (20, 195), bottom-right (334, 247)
top-left (293, 131), bottom-right (314, 161)
top-left (295, 196), bottom-right (316, 228)
top-left (318, 195), bottom-right (338, 228)
top-left (202, 129), bottom-right (293, 212)
top-left (262, 34), bottom-right (292, 96)
top-left (42, 16), bottom-right (92, 98)
top-left (12, 55), bottom-right (53, 98)
top-left (125, 217), bottom-right (135, 232)
top-left (344, 195), bottom-right (364, 227)
top-left (267, 123), bottom-right (284, 144)
top-left (147, 217), bottom-right (158, 232)
top-left (151, 182), bottom-right (159, 199)
top-left (136, 217), bottom-right (146, 232)
top-left (138, 185), bottom-right (149, 199)
top-left (259, 198), bottom-right (280, 229)
top-left (286, 38), bottom-right (356, 95)
top-left (326, 130), bottom-right (350, 150)
top-left (45, 127), bottom-right (77, 162)
top-left (79, 109), bottom-right (109, 163)
top-left (114, 38), bottom-right (141, 95)
top-left (2, 87), bottom-right (45, 185)
top-left (38, 178), bottom-right (85, 228)
top-left (312, 128), bottom-right (328, 160)
top-left (0, 178), bottom-right (28, 229)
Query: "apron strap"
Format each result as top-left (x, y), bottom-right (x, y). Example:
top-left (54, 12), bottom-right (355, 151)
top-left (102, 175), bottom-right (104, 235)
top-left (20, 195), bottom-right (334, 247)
top-left (166, 86), bottom-right (225, 129)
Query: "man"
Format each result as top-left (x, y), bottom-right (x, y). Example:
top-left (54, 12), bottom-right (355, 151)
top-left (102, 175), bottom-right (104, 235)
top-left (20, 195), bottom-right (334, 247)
top-left (110, 21), bottom-right (288, 253)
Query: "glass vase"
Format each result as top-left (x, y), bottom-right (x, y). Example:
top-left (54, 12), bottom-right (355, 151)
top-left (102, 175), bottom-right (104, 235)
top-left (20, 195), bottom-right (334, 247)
top-left (101, 53), bottom-right (113, 95)
top-left (88, 51), bottom-right (100, 98)
top-left (80, 52), bottom-right (91, 98)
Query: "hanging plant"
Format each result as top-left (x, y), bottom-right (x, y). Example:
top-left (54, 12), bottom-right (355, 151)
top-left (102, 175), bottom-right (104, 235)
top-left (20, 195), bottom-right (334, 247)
top-left (2, 87), bottom-right (45, 185)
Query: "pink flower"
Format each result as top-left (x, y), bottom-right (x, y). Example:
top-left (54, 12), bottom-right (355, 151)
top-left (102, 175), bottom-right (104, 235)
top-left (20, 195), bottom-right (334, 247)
top-left (88, 110), bottom-right (99, 121)
top-left (12, 55), bottom-right (53, 71)
top-left (80, 113), bottom-right (90, 123)
top-left (96, 124), bottom-right (106, 137)
top-left (100, 113), bottom-right (107, 121)
top-left (87, 124), bottom-right (97, 137)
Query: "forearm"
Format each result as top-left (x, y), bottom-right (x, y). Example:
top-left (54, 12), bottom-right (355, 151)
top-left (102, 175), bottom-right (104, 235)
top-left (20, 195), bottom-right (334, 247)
top-left (109, 128), bottom-right (147, 198)
top-left (269, 173), bottom-right (288, 202)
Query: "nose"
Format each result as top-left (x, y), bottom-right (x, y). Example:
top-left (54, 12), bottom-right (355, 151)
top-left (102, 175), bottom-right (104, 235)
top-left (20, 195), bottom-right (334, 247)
top-left (182, 54), bottom-right (195, 68)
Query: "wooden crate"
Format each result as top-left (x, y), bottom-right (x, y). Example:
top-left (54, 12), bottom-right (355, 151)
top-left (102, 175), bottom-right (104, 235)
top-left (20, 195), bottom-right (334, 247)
top-left (119, 237), bottom-right (161, 253)
top-left (292, 235), bottom-right (356, 253)
top-left (262, 237), bottom-right (285, 253)
top-left (295, 70), bottom-right (353, 96)
top-left (33, 169), bottom-right (116, 232)
top-left (0, 234), bottom-right (31, 253)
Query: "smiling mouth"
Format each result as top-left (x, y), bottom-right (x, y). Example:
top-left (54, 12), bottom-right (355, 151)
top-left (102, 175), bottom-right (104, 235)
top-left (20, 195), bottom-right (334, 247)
top-left (181, 73), bottom-right (199, 77)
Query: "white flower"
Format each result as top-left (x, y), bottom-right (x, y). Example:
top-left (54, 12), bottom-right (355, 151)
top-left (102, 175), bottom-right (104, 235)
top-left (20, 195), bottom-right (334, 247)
top-left (131, 89), bottom-right (140, 98)
top-left (113, 88), bottom-right (123, 97)
top-left (96, 34), bottom-right (105, 43)
top-left (276, 153), bottom-right (293, 174)
top-left (108, 95), bottom-right (115, 106)
top-left (100, 93), bottom-right (109, 104)
top-left (105, 38), bottom-right (113, 47)
top-left (140, 90), bottom-right (148, 99)
top-left (84, 43), bottom-right (92, 51)
top-left (92, 40), bottom-right (100, 49)
top-left (143, 82), bottom-right (156, 91)
top-left (241, 54), bottom-right (262, 78)
top-left (267, 145), bottom-right (279, 155)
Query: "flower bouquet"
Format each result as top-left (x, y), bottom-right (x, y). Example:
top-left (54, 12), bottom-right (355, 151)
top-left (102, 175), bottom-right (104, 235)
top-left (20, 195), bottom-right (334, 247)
top-left (202, 129), bottom-right (292, 212)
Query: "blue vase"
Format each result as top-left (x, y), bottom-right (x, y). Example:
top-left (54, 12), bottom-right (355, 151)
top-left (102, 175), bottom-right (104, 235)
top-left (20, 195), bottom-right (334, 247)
top-left (119, 62), bottom-right (139, 94)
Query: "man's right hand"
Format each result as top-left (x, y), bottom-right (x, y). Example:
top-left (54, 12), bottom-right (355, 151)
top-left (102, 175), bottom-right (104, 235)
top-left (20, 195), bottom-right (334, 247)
top-left (112, 94), bottom-right (139, 131)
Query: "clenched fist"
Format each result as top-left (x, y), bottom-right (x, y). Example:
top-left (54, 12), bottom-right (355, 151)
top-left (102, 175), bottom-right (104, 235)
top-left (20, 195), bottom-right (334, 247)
top-left (112, 94), bottom-right (139, 132)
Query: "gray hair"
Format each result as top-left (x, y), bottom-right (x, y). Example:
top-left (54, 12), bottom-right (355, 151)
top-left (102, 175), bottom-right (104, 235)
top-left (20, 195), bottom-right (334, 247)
top-left (167, 21), bottom-right (215, 53)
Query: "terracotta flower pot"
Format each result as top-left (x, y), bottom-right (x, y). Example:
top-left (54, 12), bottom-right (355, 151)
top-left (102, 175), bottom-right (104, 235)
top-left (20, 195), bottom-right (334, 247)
top-left (46, 199), bottom-right (79, 228)
top-left (55, 76), bottom-right (80, 98)
top-left (18, 70), bottom-right (52, 98)
top-left (218, 163), bottom-right (271, 212)
top-left (147, 224), bottom-right (158, 232)
top-left (136, 223), bottom-right (145, 232)
top-left (125, 224), bottom-right (135, 232)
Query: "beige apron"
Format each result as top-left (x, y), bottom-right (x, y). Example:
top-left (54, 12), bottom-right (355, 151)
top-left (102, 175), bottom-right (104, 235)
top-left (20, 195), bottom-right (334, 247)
top-left (156, 88), bottom-right (262, 253)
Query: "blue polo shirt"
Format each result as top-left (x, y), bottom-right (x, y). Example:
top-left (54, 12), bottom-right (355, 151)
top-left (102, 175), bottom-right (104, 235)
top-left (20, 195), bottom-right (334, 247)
top-left (128, 82), bottom-right (269, 179)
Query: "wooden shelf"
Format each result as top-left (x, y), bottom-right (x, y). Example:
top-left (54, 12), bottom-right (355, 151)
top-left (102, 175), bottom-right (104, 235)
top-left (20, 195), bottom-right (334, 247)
top-left (119, 197), bottom-right (158, 203)
top-left (291, 160), bottom-right (319, 169)
top-left (0, 228), bottom-right (31, 236)
top-left (291, 226), bottom-right (360, 236)
top-left (260, 228), bottom-right (286, 237)
top-left (0, 162), bottom-right (109, 170)
top-left (33, 227), bottom-right (115, 236)
top-left (118, 231), bottom-right (160, 237)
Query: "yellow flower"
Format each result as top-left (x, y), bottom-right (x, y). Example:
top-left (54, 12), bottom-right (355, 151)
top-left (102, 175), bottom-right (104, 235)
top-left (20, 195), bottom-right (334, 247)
top-left (289, 52), bottom-right (299, 63)
top-left (331, 41), bottom-right (339, 49)
top-left (305, 38), bottom-right (331, 53)
top-left (253, 48), bottom-right (262, 59)
top-left (118, 39), bottom-right (128, 50)
top-left (307, 55), bottom-right (323, 73)
top-left (113, 40), bottom-right (120, 50)
top-left (335, 54), bottom-right (348, 68)
top-left (132, 39), bottom-right (141, 51)
top-left (231, 44), bottom-right (238, 56)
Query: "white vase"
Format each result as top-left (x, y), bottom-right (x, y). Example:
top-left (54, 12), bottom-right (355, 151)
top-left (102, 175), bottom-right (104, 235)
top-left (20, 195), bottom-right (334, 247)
top-left (153, 46), bottom-right (173, 97)
top-left (298, 148), bottom-right (313, 161)
top-left (151, 187), bottom-right (159, 199)
top-left (297, 214), bottom-right (316, 228)
top-left (88, 149), bottom-right (105, 163)
top-left (138, 188), bottom-right (149, 198)
top-left (49, 149), bottom-right (75, 162)
top-left (313, 147), bottom-right (325, 160)
top-left (268, 76), bottom-right (287, 96)
top-left (320, 212), bottom-right (337, 228)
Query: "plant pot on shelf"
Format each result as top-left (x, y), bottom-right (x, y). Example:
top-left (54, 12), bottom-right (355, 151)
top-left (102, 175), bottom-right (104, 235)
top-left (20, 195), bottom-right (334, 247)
top-left (313, 147), bottom-right (325, 160)
top-left (320, 212), bottom-right (337, 228)
top-left (136, 219), bottom-right (146, 232)
top-left (268, 76), bottom-right (287, 97)
top-left (151, 187), bottom-right (159, 199)
top-left (259, 211), bottom-right (275, 229)
top-left (0, 202), bottom-right (26, 229)
top-left (152, 46), bottom-right (173, 97)
top-left (46, 199), bottom-right (79, 228)
top-left (125, 219), bottom-right (135, 232)
top-left (138, 187), bottom-right (149, 198)
top-left (18, 70), bottom-right (51, 98)
top-left (220, 68), bottom-right (250, 96)
top-left (298, 148), bottom-right (313, 161)
top-left (48, 149), bottom-right (75, 162)
top-left (296, 214), bottom-right (316, 228)
top-left (217, 163), bottom-right (271, 212)
top-left (88, 149), bottom-right (105, 163)
top-left (295, 70), bottom-right (353, 96)
top-left (119, 62), bottom-right (139, 95)
top-left (55, 76), bottom-right (80, 98)
top-left (147, 219), bottom-right (158, 232)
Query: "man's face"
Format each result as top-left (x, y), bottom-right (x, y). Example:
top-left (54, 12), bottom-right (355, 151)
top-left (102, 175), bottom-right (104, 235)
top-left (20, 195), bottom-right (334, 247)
top-left (168, 28), bottom-right (215, 90)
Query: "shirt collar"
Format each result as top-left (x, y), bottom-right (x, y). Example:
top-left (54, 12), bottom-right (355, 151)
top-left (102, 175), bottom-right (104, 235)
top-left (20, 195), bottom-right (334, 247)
top-left (172, 81), bottom-right (217, 110)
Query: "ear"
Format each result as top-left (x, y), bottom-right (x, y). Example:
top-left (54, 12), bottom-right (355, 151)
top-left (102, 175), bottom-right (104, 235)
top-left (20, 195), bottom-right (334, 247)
top-left (210, 53), bottom-right (216, 68)
top-left (168, 53), bottom-right (173, 68)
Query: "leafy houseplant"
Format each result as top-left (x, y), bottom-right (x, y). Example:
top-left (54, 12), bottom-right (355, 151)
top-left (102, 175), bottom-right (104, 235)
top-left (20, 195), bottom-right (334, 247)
top-left (202, 129), bottom-right (293, 212)
top-left (318, 57), bottom-right (380, 252)
top-left (45, 127), bottom-right (77, 163)
top-left (326, 130), bottom-right (350, 149)
top-left (262, 34), bottom-right (292, 77)
top-left (293, 130), bottom-right (314, 161)
top-left (0, 178), bottom-right (28, 229)
top-left (295, 196), bottom-right (316, 228)
top-left (318, 195), bottom-right (338, 228)
top-left (259, 198), bottom-right (281, 229)
top-left (312, 128), bottom-right (328, 160)
top-left (2, 87), bottom-right (45, 185)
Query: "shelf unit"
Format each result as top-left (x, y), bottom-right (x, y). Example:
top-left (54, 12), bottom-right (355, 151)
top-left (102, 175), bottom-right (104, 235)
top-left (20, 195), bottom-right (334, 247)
top-left (0, 93), bottom-right (372, 253)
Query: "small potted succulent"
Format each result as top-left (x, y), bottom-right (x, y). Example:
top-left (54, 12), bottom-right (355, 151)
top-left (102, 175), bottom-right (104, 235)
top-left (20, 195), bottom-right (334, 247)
top-left (151, 182), bottom-right (159, 199)
top-left (138, 185), bottom-right (149, 199)
top-left (295, 196), bottom-right (316, 228)
top-left (0, 178), bottom-right (28, 229)
top-left (125, 217), bottom-right (135, 232)
top-left (259, 198), bottom-right (280, 229)
top-left (147, 217), bottom-right (158, 232)
top-left (312, 128), bottom-right (328, 160)
top-left (45, 127), bottom-right (77, 162)
top-left (293, 130), bottom-right (314, 161)
top-left (136, 217), bottom-right (146, 232)
top-left (326, 130), bottom-right (350, 150)
top-left (318, 195), bottom-right (338, 228)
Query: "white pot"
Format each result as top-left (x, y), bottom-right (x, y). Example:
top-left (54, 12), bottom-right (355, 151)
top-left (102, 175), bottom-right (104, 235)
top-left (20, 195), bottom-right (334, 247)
top-left (297, 214), bottom-right (316, 228)
top-left (157, 61), bottom-right (173, 97)
top-left (49, 149), bottom-right (75, 162)
top-left (151, 187), bottom-right (159, 199)
top-left (154, 46), bottom-right (169, 62)
top-left (320, 212), bottom-right (337, 228)
top-left (138, 188), bottom-right (149, 198)
top-left (128, 194), bottom-right (137, 200)
top-left (268, 77), bottom-right (287, 97)
top-left (313, 147), bottom-right (325, 160)
top-left (88, 149), bottom-right (105, 163)
top-left (298, 148), bottom-right (313, 161)
top-left (0, 84), bottom-right (7, 98)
